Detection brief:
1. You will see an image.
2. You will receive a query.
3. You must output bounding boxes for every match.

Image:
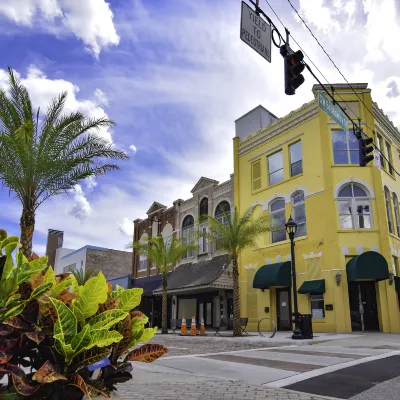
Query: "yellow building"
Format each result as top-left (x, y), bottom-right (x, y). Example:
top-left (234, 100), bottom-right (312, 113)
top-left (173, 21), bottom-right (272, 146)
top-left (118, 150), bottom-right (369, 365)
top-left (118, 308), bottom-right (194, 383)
top-left (233, 84), bottom-right (400, 334)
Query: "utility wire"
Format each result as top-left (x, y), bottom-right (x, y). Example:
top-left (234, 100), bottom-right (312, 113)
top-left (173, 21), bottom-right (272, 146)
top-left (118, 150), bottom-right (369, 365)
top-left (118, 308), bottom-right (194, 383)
top-left (264, 0), bottom-right (375, 134)
top-left (262, 0), bottom-right (399, 176)
top-left (286, 0), bottom-right (379, 129)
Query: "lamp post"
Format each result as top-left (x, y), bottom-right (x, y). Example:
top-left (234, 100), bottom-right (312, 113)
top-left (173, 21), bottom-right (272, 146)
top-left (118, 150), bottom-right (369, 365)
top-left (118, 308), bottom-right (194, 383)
top-left (285, 216), bottom-right (303, 340)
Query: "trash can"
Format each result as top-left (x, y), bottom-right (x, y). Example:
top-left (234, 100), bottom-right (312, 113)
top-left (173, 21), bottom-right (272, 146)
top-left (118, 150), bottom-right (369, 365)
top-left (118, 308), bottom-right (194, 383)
top-left (299, 314), bottom-right (313, 339)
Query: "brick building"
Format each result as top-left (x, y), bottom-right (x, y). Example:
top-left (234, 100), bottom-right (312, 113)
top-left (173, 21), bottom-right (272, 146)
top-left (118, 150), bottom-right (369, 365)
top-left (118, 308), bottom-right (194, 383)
top-left (45, 230), bottom-right (132, 281)
top-left (132, 176), bottom-right (234, 329)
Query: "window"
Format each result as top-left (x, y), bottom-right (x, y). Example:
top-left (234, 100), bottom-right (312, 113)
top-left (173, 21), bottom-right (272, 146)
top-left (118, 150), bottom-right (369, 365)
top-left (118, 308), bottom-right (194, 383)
top-left (80, 260), bottom-right (83, 268)
top-left (338, 184), bottom-right (371, 229)
top-left (393, 193), bottom-right (400, 236)
top-left (198, 224), bottom-right (208, 254)
top-left (270, 198), bottom-right (286, 243)
top-left (386, 142), bottom-right (393, 175)
top-left (63, 263), bottom-right (76, 273)
top-left (385, 187), bottom-right (394, 234)
top-left (215, 201), bottom-right (231, 225)
top-left (138, 233), bottom-right (148, 271)
top-left (392, 256), bottom-right (399, 276)
top-left (332, 130), bottom-right (359, 164)
top-left (310, 294), bottom-right (325, 319)
top-left (268, 150), bottom-right (284, 185)
top-left (199, 197), bottom-right (208, 217)
top-left (377, 134), bottom-right (385, 169)
top-left (292, 191), bottom-right (306, 237)
top-left (182, 215), bottom-right (195, 258)
top-left (289, 142), bottom-right (303, 177)
top-left (252, 160), bottom-right (262, 191)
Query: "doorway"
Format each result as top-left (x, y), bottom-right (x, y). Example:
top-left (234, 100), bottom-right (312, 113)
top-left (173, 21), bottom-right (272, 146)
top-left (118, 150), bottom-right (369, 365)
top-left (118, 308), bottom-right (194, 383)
top-left (348, 281), bottom-right (379, 331)
top-left (276, 288), bottom-right (292, 331)
top-left (199, 301), bottom-right (213, 327)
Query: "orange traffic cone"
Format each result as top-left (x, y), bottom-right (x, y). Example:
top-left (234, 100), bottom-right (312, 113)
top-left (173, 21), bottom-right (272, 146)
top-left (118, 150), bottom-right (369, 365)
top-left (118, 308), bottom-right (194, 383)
top-left (180, 317), bottom-right (187, 336)
top-left (190, 316), bottom-right (197, 336)
top-left (200, 318), bottom-right (206, 336)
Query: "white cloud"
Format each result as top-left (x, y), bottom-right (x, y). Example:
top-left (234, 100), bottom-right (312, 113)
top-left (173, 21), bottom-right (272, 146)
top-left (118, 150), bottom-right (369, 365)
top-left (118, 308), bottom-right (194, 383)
top-left (94, 89), bottom-right (109, 106)
top-left (0, 0), bottom-right (119, 57)
top-left (118, 218), bottom-right (133, 237)
top-left (0, 65), bottom-right (114, 143)
top-left (68, 185), bottom-right (92, 220)
top-left (85, 176), bottom-right (98, 190)
top-left (129, 144), bottom-right (137, 153)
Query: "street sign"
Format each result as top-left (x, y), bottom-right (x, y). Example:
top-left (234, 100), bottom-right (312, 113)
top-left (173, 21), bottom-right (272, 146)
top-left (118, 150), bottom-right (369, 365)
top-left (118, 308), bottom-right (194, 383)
top-left (240, 1), bottom-right (271, 62)
top-left (318, 91), bottom-right (349, 134)
top-left (373, 149), bottom-right (381, 170)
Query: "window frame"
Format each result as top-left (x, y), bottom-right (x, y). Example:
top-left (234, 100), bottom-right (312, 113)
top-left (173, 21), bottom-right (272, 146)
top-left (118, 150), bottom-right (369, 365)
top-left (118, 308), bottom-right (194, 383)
top-left (392, 255), bottom-right (399, 276)
top-left (377, 134), bottom-right (386, 169)
top-left (337, 184), bottom-right (372, 230)
top-left (292, 191), bottom-right (307, 238)
top-left (267, 150), bottom-right (284, 185)
top-left (393, 193), bottom-right (400, 236)
top-left (198, 224), bottom-right (208, 254)
top-left (269, 198), bottom-right (286, 244)
top-left (385, 187), bottom-right (394, 234)
top-left (310, 294), bottom-right (325, 319)
top-left (331, 129), bottom-right (359, 165)
top-left (182, 215), bottom-right (195, 259)
top-left (252, 159), bottom-right (262, 191)
top-left (199, 197), bottom-right (208, 217)
top-left (138, 233), bottom-right (148, 271)
top-left (289, 141), bottom-right (303, 177)
top-left (386, 141), bottom-right (394, 175)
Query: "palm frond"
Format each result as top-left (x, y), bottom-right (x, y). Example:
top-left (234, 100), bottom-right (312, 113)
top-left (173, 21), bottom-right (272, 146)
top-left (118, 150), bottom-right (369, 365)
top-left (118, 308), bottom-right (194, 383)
top-left (69, 267), bottom-right (95, 286)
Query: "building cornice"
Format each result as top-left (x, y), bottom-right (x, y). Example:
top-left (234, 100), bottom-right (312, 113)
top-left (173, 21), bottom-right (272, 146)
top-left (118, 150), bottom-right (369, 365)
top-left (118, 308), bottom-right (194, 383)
top-left (238, 100), bottom-right (318, 157)
top-left (372, 102), bottom-right (400, 145)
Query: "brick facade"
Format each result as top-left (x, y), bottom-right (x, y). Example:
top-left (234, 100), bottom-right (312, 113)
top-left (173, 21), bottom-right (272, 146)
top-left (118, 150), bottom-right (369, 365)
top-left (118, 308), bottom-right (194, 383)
top-left (86, 248), bottom-right (132, 280)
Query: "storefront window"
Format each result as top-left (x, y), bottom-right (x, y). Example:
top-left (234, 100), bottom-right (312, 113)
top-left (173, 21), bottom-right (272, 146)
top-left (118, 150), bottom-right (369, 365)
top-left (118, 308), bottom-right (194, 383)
top-left (310, 294), bottom-right (325, 319)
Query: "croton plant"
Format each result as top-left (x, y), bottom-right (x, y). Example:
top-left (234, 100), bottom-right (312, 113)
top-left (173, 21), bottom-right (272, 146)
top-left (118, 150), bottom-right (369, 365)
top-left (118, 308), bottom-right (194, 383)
top-left (0, 229), bottom-right (168, 399)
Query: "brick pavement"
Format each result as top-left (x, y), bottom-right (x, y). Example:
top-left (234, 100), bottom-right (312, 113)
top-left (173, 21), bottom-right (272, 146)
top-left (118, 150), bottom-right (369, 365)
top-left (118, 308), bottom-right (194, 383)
top-left (117, 371), bottom-right (334, 400)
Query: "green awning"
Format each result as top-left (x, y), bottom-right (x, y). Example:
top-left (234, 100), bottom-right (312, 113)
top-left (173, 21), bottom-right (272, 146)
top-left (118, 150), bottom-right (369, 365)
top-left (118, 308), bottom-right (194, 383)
top-left (346, 251), bottom-right (389, 282)
top-left (253, 262), bottom-right (291, 289)
top-left (395, 277), bottom-right (400, 292)
top-left (298, 279), bottom-right (325, 294)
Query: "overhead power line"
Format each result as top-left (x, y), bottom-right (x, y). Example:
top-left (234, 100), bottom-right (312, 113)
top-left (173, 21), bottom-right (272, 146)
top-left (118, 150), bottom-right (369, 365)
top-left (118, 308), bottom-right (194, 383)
top-left (261, 0), bottom-right (399, 176)
top-left (285, 0), bottom-right (377, 127)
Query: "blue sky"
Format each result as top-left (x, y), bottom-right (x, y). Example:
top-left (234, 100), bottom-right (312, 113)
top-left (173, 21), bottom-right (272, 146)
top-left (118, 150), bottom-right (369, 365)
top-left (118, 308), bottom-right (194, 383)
top-left (0, 0), bottom-right (399, 255)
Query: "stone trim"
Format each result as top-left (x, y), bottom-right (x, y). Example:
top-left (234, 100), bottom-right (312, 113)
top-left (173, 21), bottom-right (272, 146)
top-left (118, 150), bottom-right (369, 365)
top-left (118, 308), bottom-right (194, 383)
top-left (333, 178), bottom-right (375, 199)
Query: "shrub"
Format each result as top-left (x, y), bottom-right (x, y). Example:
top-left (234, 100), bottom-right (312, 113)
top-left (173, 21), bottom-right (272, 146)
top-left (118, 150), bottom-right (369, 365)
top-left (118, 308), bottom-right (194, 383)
top-left (0, 230), bottom-right (167, 399)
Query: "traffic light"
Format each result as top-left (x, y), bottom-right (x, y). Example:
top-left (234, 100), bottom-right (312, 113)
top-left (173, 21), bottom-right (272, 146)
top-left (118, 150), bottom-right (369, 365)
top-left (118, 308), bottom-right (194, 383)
top-left (280, 45), bottom-right (305, 95)
top-left (359, 136), bottom-right (374, 167)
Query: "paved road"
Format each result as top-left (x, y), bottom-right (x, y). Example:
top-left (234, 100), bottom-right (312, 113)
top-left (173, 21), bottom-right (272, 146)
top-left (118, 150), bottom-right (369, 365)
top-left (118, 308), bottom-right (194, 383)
top-left (118, 334), bottom-right (400, 399)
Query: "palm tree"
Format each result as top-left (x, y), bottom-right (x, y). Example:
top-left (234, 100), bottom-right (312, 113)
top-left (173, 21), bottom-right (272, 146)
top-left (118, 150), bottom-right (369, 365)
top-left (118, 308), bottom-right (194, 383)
top-left (0, 67), bottom-right (128, 258)
top-left (129, 235), bottom-right (197, 334)
top-left (68, 266), bottom-right (95, 286)
top-left (199, 207), bottom-right (270, 336)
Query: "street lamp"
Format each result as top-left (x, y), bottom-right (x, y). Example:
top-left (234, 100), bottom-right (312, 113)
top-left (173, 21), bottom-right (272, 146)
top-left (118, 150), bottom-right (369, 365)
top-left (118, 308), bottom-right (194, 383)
top-left (285, 216), bottom-right (303, 340)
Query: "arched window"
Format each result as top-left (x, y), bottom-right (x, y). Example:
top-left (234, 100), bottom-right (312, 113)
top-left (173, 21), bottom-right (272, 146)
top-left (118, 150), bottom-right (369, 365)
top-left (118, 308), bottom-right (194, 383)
top-left (182, 215), bottom-right (195, 258)
top-left (199, 197), bottom-right (208, 217)
top-left (138, 233), bottom-right (148, 271)
top-left (338, 184), bottom-right (371, 229)
top-left (270, 198), bottom-right (286, 243)
top-left (215, 201), bottom-right (231, 225)
top-left (385, 187), bottom-right (394, 234)
top-left (292, 191), bottom-right (306, 237)
top-left (393, 193), bottom-right (400, 236)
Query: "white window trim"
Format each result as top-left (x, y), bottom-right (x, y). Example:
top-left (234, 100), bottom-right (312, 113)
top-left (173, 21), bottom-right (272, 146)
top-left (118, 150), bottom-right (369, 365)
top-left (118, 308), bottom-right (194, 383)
top-left (332, 129), bottom-right (359, 165)
top-left (292, 191), bottom-right (307, 237)
top-left (269, 198), bottom-right (286, 244)
top-left (337, 184), bottom-right (373, 230)
top-left (267, 150), bottom-right (284, 185)
top-left (289, 141), bottom-right (303, 177)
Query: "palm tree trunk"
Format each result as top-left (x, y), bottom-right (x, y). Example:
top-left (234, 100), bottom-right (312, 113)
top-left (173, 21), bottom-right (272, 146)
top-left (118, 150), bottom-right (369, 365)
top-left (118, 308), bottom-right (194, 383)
top-left (161, 271), bottom-right (168, 334)
top-left (20, 206), bottom-right (35, 259)
top-left (232, 257), bottom-right (241, 337)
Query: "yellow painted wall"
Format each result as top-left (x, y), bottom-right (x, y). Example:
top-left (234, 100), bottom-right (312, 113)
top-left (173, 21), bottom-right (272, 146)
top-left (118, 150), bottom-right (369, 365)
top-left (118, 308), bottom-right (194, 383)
top-left (235, 86), bottom-right (400, 334)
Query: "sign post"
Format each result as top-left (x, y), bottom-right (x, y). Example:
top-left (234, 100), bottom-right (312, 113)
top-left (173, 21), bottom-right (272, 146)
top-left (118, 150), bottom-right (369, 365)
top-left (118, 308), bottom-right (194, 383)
top-left (240, 1), bottom-right (272, 62)
top-left (318, 91), bottom-right (349, 133)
